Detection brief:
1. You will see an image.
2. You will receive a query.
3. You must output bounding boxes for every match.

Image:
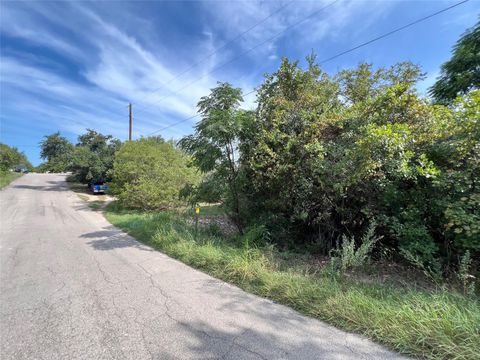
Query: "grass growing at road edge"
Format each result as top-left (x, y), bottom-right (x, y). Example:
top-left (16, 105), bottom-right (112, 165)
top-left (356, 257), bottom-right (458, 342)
top-left (0, 171), bottom-right (23, 189)
top-left (104, 204), bottom-right (480, 360)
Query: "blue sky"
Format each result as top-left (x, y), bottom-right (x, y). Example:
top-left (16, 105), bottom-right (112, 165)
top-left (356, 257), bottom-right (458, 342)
top-left (1, 0), bottom-right (478, 166)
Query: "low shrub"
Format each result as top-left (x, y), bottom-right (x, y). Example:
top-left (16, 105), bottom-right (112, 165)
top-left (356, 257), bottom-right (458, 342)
top-left (110, 137), bottom-right (200, 210)
top-left (331, 222), bottom-right (381, 273)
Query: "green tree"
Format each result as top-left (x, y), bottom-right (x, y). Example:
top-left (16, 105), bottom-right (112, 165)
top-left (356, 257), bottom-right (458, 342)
top-left (239, 56), bottom-right (342, 244)
top-left (70, 129), bottom-right (121, 183)
top-left (179, 82), bottom-right (247, 230)
top-left (337, 61), bottom-right (424, 105)
top-left (429, 20), bottom-right (480, 104)
top-left (433, 91), bottom-right (480, 253)
top-left (110, 137), bottom-right (199, 210)
top-left (39, 132), bottom-right (74, 172)
top-left (0, 143), bottom-right (33, 171)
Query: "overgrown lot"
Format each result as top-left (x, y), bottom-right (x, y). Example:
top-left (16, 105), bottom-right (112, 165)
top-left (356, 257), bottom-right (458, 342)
top-left (41, 22), bottom-right (480, 359)
top-left (105, 203), bottom-right (480, 360)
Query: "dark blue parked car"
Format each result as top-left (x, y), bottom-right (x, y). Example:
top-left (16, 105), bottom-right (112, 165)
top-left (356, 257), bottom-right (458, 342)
top-left (88, 181), bottom-right (108, 194)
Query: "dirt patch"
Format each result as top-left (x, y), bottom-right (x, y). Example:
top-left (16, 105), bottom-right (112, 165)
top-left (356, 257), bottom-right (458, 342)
top-left (187, 215), bottom-right (239, 236)
top-left (307, 255), bottom-right (437, 291)
top-left (67, 182), bottom-right (115, 210)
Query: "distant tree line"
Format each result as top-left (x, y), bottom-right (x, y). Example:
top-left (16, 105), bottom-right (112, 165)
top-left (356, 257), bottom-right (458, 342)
top-left (0, 143), bottom-right (33, 172)
top-left (38, 129), bottom-right (121, 182)
top-left (38, 129), bottom-right (199, 210)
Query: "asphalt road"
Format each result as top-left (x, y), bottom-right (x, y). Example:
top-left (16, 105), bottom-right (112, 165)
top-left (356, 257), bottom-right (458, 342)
top-left (1, 174), bottom-right (407, 359)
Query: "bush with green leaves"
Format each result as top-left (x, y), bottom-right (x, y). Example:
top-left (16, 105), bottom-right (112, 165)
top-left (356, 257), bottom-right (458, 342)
top-left (174, 55), bottom-right (479, 275)
top-left (110, 137), bottom-right (200, 210)
top-left (179, 173), bottom-right (225, 207)
top-left (234, 56), bottom-right (479, 273)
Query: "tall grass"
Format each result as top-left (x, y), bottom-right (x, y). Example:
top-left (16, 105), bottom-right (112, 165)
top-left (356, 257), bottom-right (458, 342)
top-left (105, 204), bottom-right (480, 360)
top-left (0, 171), bottom-right (22, 189)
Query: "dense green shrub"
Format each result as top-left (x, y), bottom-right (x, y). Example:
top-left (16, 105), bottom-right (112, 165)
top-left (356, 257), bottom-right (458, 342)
top-left (234, 58), bottom-right (479, 272)
top-left (176, 32), bottom-right (479, 275)
top-left (179, 173), bottom-right (225, 206)
top-left (110, 137), bottom-right (200, 210)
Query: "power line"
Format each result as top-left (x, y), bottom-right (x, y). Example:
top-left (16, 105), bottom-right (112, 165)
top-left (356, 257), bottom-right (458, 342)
top-left (145, 89), bottom-right (256, 137)
top-left (319, 0), bottom-right (470, 64)
top-left (134, 0), bottom-right (340, 135)
top-left (146, 114), bottom-right (200, 136)
top-left (133, 1), bottom-right (293, 114)
top-left (140, 0), bottom-right (470, 138)
top-left (134, 0), bottom-right (340, 117)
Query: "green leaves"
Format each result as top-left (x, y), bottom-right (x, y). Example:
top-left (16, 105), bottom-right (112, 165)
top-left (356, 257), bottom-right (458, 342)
top-left (69, 129), bottom-right (121, 183)
top-left (235, 54), bottom-right (479, 266)
top-left (179, 82), bottom-right (246, 229)
top-left (445, 193), bottom-right (480, 251)
top-left (39, 132), bottom-right (74, 172)
top-left (111, 137), bottom-right (200, 210)
top-left (0, 143), bottom-right (32, 171)
top-left (430, 20), bottom-right (480, 105)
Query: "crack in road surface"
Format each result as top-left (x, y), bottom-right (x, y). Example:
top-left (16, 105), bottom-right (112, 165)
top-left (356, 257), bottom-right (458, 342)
top-left (0, 174), bottom-right (409, 359)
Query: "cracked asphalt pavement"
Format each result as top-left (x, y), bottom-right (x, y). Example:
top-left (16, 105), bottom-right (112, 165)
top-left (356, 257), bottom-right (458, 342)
top-left (1, 174), bottom-right (408, 359)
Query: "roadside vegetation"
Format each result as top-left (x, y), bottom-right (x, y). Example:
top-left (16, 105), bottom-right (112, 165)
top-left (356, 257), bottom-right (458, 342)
top-left (44, 21), bottom-right (479, 359)
top-left (105, 205), bottom-right (479, 360)
top-left (38, 129), bottom-right (121, 182)
top-left (109, 137), bottom-right (200, 210)
top-left (0, 143), bottom-right (33, 189)
top-left (0, 171), bottom-right (23, 189)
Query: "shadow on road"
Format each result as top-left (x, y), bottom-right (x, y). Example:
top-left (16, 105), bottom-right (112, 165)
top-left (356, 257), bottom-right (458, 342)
top-left (143, 316), bottom-right (398, 359)
top-left (12, 184), bottom-right (69, 191)
top-left (169, 271), bottom-right (406, 359)
top-left (81, 227), bottom-right (153, 252)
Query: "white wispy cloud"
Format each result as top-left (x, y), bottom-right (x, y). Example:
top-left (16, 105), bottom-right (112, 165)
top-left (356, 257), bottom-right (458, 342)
top-left (1, 0), bottom-right (395, 145)
top-left (0, 4), bottom-right (86, 60)
top-left (201, 0), bottom-right (395, 60)
top-left (1, 1), bottom-right (232, 140)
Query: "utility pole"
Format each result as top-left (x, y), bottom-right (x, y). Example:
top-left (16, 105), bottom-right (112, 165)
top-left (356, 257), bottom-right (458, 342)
top-left (128, 103), bottom-right (133, 141)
